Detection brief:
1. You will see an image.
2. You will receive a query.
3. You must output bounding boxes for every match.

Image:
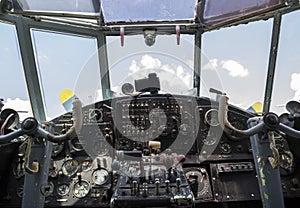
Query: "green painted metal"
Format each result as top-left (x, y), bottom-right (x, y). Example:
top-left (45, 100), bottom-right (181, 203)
top-left (263, 13), bottom-right (282, 113)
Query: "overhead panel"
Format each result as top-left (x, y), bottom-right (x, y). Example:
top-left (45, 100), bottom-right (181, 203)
top-left (101, 0), bottom-right (197, 23)
top-left (198, 0), bottom-right (287, 28)
top-left (6, 0), bottom-right (101, 17)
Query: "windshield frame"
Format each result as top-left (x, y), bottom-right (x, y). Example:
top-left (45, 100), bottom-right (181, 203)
top-left (1, 3), bottom-right (300, 121)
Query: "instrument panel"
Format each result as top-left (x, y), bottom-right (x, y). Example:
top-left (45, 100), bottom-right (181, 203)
top-left (1, 94), bottom-right (300, 208)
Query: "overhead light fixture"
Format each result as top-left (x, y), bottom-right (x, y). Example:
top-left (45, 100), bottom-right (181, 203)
top-left (144, 29), bottom-right (156, 47)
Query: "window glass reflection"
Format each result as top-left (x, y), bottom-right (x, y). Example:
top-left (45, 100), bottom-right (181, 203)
top-left (107, 35), bottom-right (195, 96)
top-left (0, 22), bottom-right (32, 121)
top-left (101, 0), bottom-right (196, 22)
top-left (31, 30), bottom-right (100, 119)
top-left (11, 0), bottom-right (100, 14)
top-left (271, 11), bottom-right (300, 114)
top-left (201, 19), bottom-right (272, 112)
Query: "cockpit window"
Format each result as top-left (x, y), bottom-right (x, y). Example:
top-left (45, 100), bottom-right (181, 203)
top-left (201, 19), bottom-right (272, 111)
top-left (107, 34), bottom-right (195, 96)
top-left (0, 21), bottom-right (32, 121)
top-left (270, 10), bottom-right (300, 114)
top-left (31, 30), bottom-right (100, 119)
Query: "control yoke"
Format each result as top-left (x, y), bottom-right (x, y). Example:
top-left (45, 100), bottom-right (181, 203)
top-left (0, 98), bottom-right (83, 144)
top-left (218, 93), bottom-right (300, 138)
top-left (1, 94), bottom-right (300, 144)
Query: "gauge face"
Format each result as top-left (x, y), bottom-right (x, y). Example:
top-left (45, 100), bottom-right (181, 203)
top-left (121, 83), bottom-right (134, 95)
top-left (42, 181), bottom-right (54, 197)
top-left (185, 168), bottom-right (210, 199)
top-left (204, 109), bottom-right (219, 126)
top-left (92, 169), bottom-right (109, 185)
top-left (81, 159), bottom-right (93, 172)
top-left (73, 180), bottom-right (90, 198)
top-left (57, 184), bottom-right (70, 196)
top-left (61, 159), bottom-right (79, 177)
top-left (88, 108), bottom-right (103, 121)
top-left (220, 143), bottom-right (232, 154)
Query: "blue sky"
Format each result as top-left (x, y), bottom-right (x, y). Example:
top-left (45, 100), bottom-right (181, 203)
top-left (1, 4), bottom-right (300, 120)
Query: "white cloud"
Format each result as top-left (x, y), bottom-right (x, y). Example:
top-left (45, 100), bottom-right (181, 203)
top-left (202, 58), bottom-right (249, 78)
top-left (290, 73), bottom-right (300, 100)
top-left (203, 58), bottom-right (218, 70)
top-left (2, 98), bottom-right (33, 121)
top-left (221, 60), bottom-right (249, 77)
top-left (127, 54), bottom-right (192, 93)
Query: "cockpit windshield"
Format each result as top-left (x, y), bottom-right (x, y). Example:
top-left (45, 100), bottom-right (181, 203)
top-left (1, 0), bottom-right (300, 121)
top-left (2, 2), bottom-right (300, 208)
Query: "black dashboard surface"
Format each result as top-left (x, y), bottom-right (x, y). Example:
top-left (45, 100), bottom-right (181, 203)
top-left (1, 94), bottom-right (299, 208)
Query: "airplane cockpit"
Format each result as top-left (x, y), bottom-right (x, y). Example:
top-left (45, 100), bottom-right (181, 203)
top-left (1, 0), bottom-right (300, 207)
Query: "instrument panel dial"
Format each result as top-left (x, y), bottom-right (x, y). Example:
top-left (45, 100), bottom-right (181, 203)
top-left (62, 159), bottom-right (79, 177)
top-left (73, 180), bottom-right (90, 198)
top-left (92, 168), bottom-right (109, 185)
top-left (185, 168), bottom-right (211, 200)
top-left (57, 184), bottom-right (70, 196)
top-left (204, 109), bottom-right (220, 126)
top-left (81, 159), bottom-right (93, 172)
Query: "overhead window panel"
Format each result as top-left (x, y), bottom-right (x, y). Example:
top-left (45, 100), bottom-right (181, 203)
top-left (8, 0), bottom-right (100, 16)
top-left (101, 0), bottom-right (197, 23)
top-left (198, 0), bottom-right (286, 27)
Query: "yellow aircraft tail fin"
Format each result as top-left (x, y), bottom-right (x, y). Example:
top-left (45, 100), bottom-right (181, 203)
top-left (247, 102), bottom-right (263, 114)
top-left (59, 89), bottom-right (75, 112)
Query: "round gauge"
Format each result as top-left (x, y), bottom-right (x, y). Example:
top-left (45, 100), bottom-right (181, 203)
top-left (71, 137), bottom-right (84, 151)
top-left (204, 109), bottom-right (219, 126)
top-left (73, 180), bottom-right (90, 198)
top-left (42, 181), bottom-right (54, 197)
top-left (93, 140), bottom-right (110, 156)
top-left (61, 159), bottom-right (79, 177)
top-left (52, 142), bottom-right (64, 157)
top-left (92, 169), bottom-right (109, 185)
top-left (57, 184), bottom-right (70, 196)
top-left (220, 143), bottom-right (232, 154)
top-left (121, 83), bottom-right (134, 95)
top-left (185, 168), bottom-right (210, 199)
top-left (81, 159), bottom-right (93, 172)
top-left (88, 108), bottom-right (103, 121)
